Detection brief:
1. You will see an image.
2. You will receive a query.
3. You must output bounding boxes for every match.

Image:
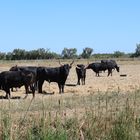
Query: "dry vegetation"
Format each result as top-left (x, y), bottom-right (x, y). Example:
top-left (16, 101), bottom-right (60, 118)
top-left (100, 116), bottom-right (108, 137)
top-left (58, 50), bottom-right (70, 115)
top-left (0, 59), bottom-right (140, 139)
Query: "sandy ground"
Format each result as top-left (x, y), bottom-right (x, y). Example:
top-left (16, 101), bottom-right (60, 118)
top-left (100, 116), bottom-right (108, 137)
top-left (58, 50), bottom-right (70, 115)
top-left (0, 61), bottom-right (140, 99)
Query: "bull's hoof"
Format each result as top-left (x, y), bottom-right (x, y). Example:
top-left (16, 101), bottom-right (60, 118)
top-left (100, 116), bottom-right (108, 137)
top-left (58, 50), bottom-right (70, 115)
top-left (5, 96), bottom-right (10, 99)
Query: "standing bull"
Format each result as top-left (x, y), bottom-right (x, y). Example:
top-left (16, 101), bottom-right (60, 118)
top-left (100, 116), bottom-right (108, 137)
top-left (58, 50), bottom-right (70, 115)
top-left (9, 65), bottom-right (38, 91)
top-left (37, 60), bottom-right (74, 93)
top-left (0, 70), bottom-right (36, 99)
top-left (86, 62), bottom-right (107, 77)
top-left (76, 64), bottom-right (86, 85)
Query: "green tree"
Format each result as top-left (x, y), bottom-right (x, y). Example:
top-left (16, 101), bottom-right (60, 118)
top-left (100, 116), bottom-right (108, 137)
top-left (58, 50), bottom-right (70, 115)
top-left (61, 48), bottom-right (77, 59)
top-left (6, 52), bottom-right (13, 60)
top-left (0, 52), bottom-right (6, 60)
top-left (134, 43), bottom-right (140, 57)
top-left (12, 49), bottom-right (26, 60)
top-left (81, 47), bottom-right (93, 58)
top-left (113, 51), bottom-right (125, 58)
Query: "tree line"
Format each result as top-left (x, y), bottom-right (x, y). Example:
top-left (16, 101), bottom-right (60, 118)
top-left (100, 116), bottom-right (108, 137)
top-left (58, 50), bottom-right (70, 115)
top-left (0, 44), bottom-right (140, 60)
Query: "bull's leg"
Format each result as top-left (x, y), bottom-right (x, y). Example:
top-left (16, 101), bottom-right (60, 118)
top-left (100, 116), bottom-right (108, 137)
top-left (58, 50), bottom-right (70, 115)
top-left (58, 84), bottom-right (62, 93)
top-left (107, 70), bottom-right (112, 76)
top-left (84, 77), bottom-right (86, 85)
top-left (35, 81), bottom-right (38, 91)
top-left (77, 78), bottom-right (80, 85)
top-left (62, 85), bottom-right (64, 93)
top-left (24, 85), bottom-right (29, 99)
top-left (82, 77), bottom-right (86, 85)
top-left (111, 71), bottom-right (112, 76)
top-left (81, 78), bottom-right (84, 85)
top-left (95, 72), bottom-right (99, 77)
top-left (11, 88), bottom-right (14, 92)
top-left (38, 80), bottom-right (44, 93)
top-left (30, 84), bottom-right (35, 98)
top-left (5, 88), bottom-right (11, 99)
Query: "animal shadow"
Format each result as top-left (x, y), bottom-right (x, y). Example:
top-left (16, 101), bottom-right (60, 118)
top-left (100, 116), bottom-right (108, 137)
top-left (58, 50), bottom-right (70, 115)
top-left (0, 95), bottom-right (21, 100)
top-left (38, 91), bottom-right (55, 95)
top-left (65, 84), bottom-right (77, 86)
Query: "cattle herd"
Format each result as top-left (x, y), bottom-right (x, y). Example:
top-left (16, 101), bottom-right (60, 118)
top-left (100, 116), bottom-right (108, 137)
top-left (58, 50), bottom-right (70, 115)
top-left (0, 59), bottom-right (119, 99)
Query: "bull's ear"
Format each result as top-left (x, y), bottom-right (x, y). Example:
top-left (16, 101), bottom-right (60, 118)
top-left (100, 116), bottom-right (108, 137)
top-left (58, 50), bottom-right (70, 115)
top-left (70, 60), bottom-right (74, 66)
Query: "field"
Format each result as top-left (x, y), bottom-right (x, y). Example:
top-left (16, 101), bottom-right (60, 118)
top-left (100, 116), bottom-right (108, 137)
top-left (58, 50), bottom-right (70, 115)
top-left (0, 59), bottom-right (140, 140)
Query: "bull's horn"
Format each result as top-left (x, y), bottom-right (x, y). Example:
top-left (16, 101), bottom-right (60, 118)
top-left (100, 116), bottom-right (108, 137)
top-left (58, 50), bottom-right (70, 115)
top-left (84, 61), bottom-right (89, 69)
top-left (70, 60), bottom-right (74, 66)
top-left (84, 64), bottom-right (89, 69)
top-left (59, 60), bottom-right (63, 66)
top-left (76, 66), bottom-right (81, 69)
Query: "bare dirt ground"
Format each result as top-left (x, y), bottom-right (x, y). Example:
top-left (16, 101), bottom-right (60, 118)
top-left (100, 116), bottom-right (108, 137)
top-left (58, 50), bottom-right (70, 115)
top-left (0, 60), bottom-right (140, 99)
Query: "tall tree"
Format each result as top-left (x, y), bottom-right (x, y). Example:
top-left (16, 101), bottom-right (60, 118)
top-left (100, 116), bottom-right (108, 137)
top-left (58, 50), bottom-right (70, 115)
top-left (113, 51), bottom-right (125, 58)
top-left (135, 43), bottom-right (140, 57)
top-left (81, 47), bottom-right (93, 58)
top-left (12, 49), bottom-right (26, 60)
top-left (61, 48), bottom-right (77, 59)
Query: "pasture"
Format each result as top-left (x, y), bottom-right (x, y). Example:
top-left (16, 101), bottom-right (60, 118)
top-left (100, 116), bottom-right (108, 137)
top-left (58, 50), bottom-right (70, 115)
top-left (0, 59), bottom-right (140, 139)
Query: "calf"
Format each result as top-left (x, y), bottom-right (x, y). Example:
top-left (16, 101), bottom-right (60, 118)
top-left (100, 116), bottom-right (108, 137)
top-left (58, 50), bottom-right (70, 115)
top-left (76, 64), bottom-right (86, 85)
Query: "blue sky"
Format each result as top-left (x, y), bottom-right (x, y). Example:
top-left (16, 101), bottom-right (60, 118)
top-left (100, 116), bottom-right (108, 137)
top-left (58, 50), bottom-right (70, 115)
top-left (0, 0), bottom-right (140, 54)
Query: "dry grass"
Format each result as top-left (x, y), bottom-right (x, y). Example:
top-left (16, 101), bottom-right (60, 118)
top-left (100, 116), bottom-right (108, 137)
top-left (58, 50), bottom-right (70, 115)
top-left (0, 59), bottom-right (140, 139)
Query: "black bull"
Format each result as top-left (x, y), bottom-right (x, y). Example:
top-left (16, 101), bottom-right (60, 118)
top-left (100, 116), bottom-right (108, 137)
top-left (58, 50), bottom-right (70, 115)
top-left (0, 70), bottom-right (36, 98)
top-left (76, 64), bottom-right (86, 85)
top-left (9, 65), bottom-right (38, 90)
top-left (86, 60), bottom-right (119, 76)
top-left (37, 61), bottom-right (74, 93)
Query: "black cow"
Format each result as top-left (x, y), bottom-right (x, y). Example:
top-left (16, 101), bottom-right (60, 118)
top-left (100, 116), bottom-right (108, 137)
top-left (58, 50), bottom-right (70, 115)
top-left (86, 60), bottom-right (119, 76)
top-left (9, 65), bottom-right (38, 76)
top-left (9, 65), bottom-right (38, 91)
top-left (86, 62), bottom-right (107, 77)
top-left (76, 64), bottom-right (86, 85)
top-left (101, 60), bottom-right (120, 76)
top-left (37, 61), bottom-right (74, 93)
top-left (0, 70), bottom-right (36, 99)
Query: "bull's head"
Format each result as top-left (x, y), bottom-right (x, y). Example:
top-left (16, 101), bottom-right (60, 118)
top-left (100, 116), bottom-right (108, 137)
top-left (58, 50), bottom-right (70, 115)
top-left (59, 60), bottom-right (74, 76)
top-left (116, 66), bottom-right (120, 72)
top-left (76, 64), bottom-right (86, 77)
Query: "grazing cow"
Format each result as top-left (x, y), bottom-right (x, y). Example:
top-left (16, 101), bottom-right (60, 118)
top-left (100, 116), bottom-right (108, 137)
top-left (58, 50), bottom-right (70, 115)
top-left (86, 60), bottom-right (119, 76)
top-left (76, 64), bottom-right (86, 85)
top-left (101, 60), bottom-right (120, 76)
top-left (37, 61), bottom-right (74, 93)
top-left (86, 62), bottom-right (107, 77)
top-left (0, 70), bottom-right (36, 99)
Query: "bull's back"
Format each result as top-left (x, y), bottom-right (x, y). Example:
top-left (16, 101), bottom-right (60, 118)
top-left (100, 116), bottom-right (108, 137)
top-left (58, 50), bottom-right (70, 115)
top-left (1, 71), bottom-right (24, 88)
